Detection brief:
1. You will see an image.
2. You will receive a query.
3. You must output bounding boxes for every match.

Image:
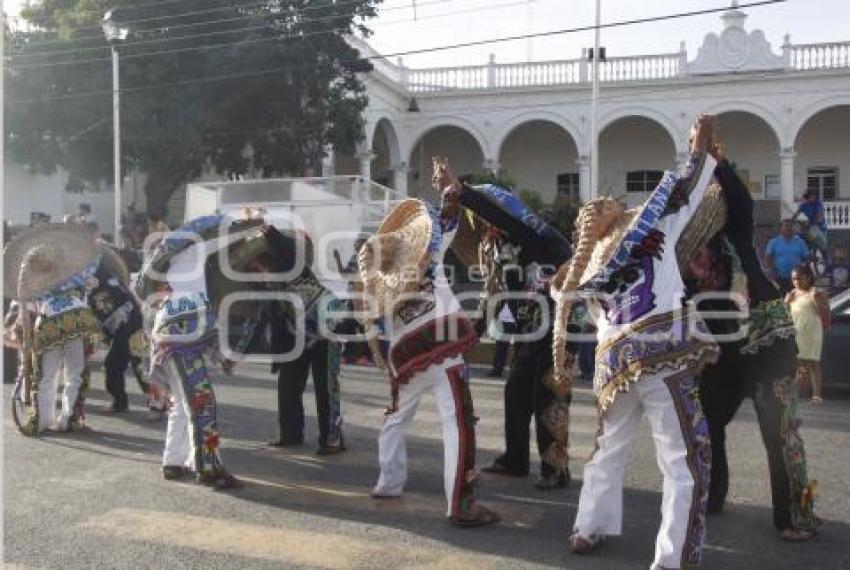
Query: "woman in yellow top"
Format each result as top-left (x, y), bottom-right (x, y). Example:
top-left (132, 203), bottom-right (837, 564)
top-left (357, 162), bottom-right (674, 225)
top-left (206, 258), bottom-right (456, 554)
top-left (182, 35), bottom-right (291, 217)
top-left (785, 264), bottom-right (831, 404)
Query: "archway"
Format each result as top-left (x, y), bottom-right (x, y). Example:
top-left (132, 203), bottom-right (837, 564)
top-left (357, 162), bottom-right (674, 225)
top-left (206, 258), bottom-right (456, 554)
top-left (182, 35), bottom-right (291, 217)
top-left (714, 110), bottom-right (781, 200)
top-left (794, 105), bottom-right (850, 202)
top-left (407, 126), bottom-right (485, 200)
top-left (598, 115), bottom-right (677, 207)
top-left (497, 120), bottom-right (580, 204)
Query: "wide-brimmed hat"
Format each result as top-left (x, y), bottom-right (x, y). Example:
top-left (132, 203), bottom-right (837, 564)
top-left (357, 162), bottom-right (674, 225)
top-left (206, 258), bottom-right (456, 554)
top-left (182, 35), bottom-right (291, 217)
top-left (358, 199), bottom-right (435, 319)
top-left (4, 223), bottom-right (99, 299)
top-left (97, 243), bottom-right (130, 286)
top-left (451, 209), bottom-right (487, 268)
top-left (675, 183), bottom-right (727, 269)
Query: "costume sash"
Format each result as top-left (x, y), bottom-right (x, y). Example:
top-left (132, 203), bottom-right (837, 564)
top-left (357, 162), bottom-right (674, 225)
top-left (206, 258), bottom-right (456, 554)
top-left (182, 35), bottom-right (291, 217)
top-left (459, 184), bottom-right (571, 266)
top-left (580, 171), bottom-right (678, 292)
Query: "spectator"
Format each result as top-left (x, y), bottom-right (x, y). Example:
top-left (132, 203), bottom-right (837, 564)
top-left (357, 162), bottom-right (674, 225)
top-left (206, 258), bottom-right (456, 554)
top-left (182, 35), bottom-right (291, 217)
top-left (30, 212), bottom-right (51, 226)
top-left (785, 264), bottom-right (831, 405)
top-left (765, 219), bottom-right (809, 294)
top-left (77, 203), bottom-right (93, 224)
top-left (146, 210), bottom-right (171, 253)
top-left (796, 191), bottom-right (828, 254)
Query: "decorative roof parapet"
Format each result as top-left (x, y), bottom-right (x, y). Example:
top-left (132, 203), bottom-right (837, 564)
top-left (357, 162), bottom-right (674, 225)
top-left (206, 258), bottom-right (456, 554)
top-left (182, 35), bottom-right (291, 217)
top-left (686, 4), bottom-right (786, 74)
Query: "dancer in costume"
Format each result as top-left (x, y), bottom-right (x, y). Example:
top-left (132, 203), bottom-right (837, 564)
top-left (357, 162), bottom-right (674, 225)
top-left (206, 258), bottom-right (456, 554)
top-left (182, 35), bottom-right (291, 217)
top-left (88, 245), bottom-right (155, 413)
top-left (138, 215), bottom-right (252, 490)
top-left (688, 142), bottom-right (821, 541)
top-left (447, 176), bottom-right (573, 489)
top-left (553, 115), bottom-right (719, 569)
top-left (234, 226), bottom-right (345, 455)
top-left (17, 248), bottom-right (100, 435)
top-left (361, 159), bottom-right (499, 526)
top-left (3, 224), bottom-right (103, 435)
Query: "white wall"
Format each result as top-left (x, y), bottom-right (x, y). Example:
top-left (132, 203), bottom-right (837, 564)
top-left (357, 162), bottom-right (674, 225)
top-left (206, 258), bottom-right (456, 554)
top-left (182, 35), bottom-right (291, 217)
top-left (498, 121), bottom-right (578, 203)
top-left (3, 162), bottom-right (136, 235)
top-left (715, 111), bottom-right (780, 200)
top-left (795, 105), bottom-right (850, 200)
top-left (599, 117), bottom-right (676, 206)
top-left (407, 127), bottom-right (484, 199)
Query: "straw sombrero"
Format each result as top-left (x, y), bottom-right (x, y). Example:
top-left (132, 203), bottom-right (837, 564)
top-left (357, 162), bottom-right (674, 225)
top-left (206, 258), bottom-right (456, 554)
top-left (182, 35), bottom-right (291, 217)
top-left (451, 209), bottom-right (487, 268)
top-left (98, 243), bottom-right (130, 286)
top-left (358, 199), bottom-right (435, 318)
top-left (675, 183), bottom-right (727, 270)
top-left (4, 223), bottom-right (99, 300)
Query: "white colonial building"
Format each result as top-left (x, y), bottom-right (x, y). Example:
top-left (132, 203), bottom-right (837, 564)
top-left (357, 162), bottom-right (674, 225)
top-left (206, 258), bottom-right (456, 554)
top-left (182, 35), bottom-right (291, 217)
top-left (5, 4), bottom-right (850, 236)
top-left (336, 4), bottom-right (850, 230)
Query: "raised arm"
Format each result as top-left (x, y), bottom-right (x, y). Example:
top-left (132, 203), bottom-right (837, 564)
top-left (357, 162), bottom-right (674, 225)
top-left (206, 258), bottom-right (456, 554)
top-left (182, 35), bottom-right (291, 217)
top-left (663, 115), bottom-right (718, 242)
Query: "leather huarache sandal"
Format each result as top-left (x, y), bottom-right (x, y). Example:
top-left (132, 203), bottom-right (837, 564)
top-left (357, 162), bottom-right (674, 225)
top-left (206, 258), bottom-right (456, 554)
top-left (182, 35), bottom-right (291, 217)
top-left (448, 504), bottom-right (501, 528)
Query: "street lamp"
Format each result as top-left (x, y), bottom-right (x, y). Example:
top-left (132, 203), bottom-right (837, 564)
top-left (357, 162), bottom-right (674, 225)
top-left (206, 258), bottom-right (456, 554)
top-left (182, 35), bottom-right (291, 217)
top-left (590, 0), bottom-right (601, 201)
top-left (102, 9), bottom-right (128, 246)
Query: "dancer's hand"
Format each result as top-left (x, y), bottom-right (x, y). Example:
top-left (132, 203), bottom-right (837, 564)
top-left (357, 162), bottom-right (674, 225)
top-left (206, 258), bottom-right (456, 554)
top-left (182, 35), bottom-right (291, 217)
top-left (689, 114), bottom-right (715, 155)
top-left (221, 359), bottom-right (235, 376)
top-left (431, 156), bottom-right (460, 193)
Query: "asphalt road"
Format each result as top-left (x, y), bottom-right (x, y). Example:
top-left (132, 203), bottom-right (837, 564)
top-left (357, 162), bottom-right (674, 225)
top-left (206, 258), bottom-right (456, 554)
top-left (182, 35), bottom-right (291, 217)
top-left (5, 362), bottom-right (850, 569)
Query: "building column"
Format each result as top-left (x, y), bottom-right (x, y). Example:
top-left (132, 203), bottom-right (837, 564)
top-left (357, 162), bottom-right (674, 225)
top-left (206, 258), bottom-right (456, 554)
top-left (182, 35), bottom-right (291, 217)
top-left (392, 161), bottom-right (409, 196)
top-left (576, 156), bottom-right (591, 203)
top-left (482, 158), bottom-right (500, 177)
top-left (779, 147), bottom-right (796, 217)
top-left (675, 150), bottom-right (691, 172)
top-left (356, 151), bottom-right (376, 181)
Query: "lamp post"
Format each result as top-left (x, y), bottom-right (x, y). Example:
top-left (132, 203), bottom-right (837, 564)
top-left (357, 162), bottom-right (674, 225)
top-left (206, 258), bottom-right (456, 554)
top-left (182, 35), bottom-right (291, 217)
top-left (589, 0), bottom-right (601, 200)
top-left (101, 9), bottom-right (128, 246)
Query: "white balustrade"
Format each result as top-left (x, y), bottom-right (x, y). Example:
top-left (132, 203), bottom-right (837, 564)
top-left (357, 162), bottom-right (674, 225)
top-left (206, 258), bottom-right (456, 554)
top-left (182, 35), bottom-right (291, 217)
top-left (492, 60), bottom-right (582, 88)
top-left (408, 65), bottom-right (487, 93)
top-left (790, 42), bottom-right (850, 70)
top-left (395, 41), bottom-right (850, 94)
top-left (825, 201), bottom-right (850, 230)
top-left (597, 53), bottom-right (681, 82)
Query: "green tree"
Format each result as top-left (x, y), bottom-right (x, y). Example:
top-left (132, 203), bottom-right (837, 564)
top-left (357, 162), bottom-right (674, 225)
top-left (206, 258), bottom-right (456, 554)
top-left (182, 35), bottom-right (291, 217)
top-left (6, 0), bottom-right (381, 215)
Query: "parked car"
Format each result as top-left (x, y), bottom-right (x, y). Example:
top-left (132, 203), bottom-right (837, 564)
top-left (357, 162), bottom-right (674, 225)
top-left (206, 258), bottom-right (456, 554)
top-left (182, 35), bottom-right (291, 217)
top-left (823, 288), bottom-right (850, 392)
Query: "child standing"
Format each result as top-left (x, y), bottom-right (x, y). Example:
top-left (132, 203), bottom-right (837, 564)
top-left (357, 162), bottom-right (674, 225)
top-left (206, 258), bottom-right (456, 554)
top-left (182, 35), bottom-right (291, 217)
top-left (786, 264), bottom-right (831, 404)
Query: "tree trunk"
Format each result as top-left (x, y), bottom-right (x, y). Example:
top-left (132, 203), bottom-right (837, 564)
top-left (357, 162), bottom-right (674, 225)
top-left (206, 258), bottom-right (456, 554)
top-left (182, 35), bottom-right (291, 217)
top-left (143, 167), bottom-right (191, 219)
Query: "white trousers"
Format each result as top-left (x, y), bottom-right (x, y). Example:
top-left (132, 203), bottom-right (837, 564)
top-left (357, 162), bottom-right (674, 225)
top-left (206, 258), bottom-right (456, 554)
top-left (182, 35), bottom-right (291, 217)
top-left (574, 371), bottom-right (709, 570)
top-left (161, 359), bottom-right (194, 469)
top-left (374, 356), bottom-right (472, 517)
top-left (38, 338), bottom-right (85, 432)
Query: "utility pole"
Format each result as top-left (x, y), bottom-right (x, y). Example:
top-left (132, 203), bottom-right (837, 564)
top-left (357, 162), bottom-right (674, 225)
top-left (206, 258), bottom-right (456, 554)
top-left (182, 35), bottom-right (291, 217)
top-left (526, 0), bottom-right (536, 62)
top-left (590, 0), bottom-right (601, 200)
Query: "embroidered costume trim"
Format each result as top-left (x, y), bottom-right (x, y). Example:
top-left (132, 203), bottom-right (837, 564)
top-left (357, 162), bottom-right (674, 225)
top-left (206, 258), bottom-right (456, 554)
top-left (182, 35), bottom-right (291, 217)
top-left (594, 311), bottom-right (719, 413)
top-left (665, 375), bottom-right (711, 570)
top-left (446, 363), bottom-right (478, 517)
top-left (741, 298), bottom-right (796, 355)
top-left (389, 313), bottom-right (478, 387)
top-left (766, 376), bottom-right (822, 531)
top-left (32, 308), bottom-right (101, 356)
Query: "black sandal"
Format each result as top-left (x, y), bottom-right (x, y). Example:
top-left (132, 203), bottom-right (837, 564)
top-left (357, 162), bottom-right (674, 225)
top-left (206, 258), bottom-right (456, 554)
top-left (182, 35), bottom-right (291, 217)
top-left (198, 472), bottom-right (244, 491)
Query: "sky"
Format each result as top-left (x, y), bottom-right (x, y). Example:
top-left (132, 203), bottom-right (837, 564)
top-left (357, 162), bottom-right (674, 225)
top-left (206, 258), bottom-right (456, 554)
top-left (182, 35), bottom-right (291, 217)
top-left (364, 0), bottom-right (850, 68)
top-left (3, 0), bottom-right (849, 68)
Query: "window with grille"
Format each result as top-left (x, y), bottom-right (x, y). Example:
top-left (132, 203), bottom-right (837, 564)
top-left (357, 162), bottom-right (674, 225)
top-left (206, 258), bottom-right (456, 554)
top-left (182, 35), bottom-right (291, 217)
top-left (806, 167), bottom-right (838, 201)
top-left (557, 172), bottom-right (580, 201)
top-left (625, 170), bottom-right (664, 193)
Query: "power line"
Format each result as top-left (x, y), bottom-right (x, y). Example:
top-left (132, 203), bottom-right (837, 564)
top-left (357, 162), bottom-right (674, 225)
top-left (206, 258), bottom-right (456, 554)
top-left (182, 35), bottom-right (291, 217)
top-left (11, 0), bottom-right (527, 69)
top-left (13, 0), bottom-right (453, 49)
top-left (8, 0), bottom-right (788, 105)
